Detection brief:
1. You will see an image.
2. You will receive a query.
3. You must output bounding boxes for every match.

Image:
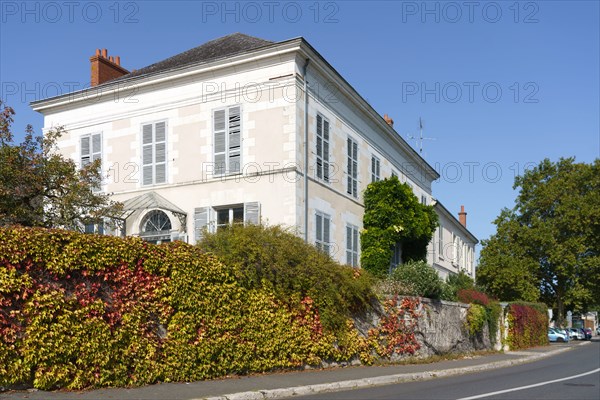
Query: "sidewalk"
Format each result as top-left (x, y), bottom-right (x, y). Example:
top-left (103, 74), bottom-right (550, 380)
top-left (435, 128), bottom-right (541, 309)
top-left (2, 342), bottom-right (589, 400)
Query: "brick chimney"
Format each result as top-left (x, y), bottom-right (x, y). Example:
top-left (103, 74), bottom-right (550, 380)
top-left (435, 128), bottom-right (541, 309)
top-left (383, 114), bottom-right (394, 127)
top-left (458, 205), bottom-right (467, 228)
top-left (90, 48), bottom-right (129, 87)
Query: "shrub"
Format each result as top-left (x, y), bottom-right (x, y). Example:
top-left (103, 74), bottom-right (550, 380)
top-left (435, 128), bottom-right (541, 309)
top-left (388, 261), bottom-right (444, 299)
top-left (442, 271), bottom-right (475, 301)
top-left (198, 224), bottom-right (375, 331)
top-left (457, 288), bottom-right (490, 306)
top-left (506, 302), bottom-right (548, 349)
top-left (0, 226), bottom-right (370, 390)
top-left (466, 304), bottom-right (487, 336)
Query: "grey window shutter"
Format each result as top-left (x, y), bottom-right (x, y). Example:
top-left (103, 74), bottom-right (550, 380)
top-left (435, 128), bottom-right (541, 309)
top-left (92, 134), bottom-right (102, 161)
top-left (142, 124), bottom-right (153, 185)
top-left (81, 136), bottom-right (91, 166)
top-left (155, 122), bottom-right (166, 184)
top-left (228, 106), bottom-right (241, 173)
top-left (316, 115), bottom-right (323, 179)
top-left (323, 216), bottom-right (330, 254)
top-left (244, 202), bottom-right (261, 225)
top-left (323, 119), bottom-right (330, 182)
top-left (346, 225), bottom-right (352, 265)
top-left (194, 207), bottom-right (210, 242)
top-left (214, 110), bottom-right (226, 175)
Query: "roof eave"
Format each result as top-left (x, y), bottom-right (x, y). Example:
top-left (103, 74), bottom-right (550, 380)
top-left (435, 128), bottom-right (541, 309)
top-left (296, 39), bottom-right (440, 181)
top-left (432, 200), bottom-right (479, 244)
top-left (31, 37), bottom-right (305, 113)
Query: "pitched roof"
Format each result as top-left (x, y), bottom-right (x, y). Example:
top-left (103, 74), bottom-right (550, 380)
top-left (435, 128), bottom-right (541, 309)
top-left (121, 191), bottom-right (186, 217)
top-left (109, 33), bottom-right (273, 84)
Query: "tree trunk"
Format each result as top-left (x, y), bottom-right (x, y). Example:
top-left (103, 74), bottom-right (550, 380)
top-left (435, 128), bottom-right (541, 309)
top-left (556, 295), bottom-right (565, 327)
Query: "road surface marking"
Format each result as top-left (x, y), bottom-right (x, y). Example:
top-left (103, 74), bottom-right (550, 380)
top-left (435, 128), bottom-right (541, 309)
top-left (456, 368), bottom-right (600, 400)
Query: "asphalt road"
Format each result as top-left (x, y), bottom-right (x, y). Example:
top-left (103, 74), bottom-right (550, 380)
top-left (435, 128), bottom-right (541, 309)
top-left (297, 340), bottom-right (600, 400)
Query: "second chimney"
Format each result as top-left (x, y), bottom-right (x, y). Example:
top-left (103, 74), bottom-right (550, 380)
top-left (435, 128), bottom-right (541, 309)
top-left (458, 205), bottom-right (467, 228)
top-left (90, 48), bottom-right (129, 87)
top-left (383, 114), bottom-right (394, 127)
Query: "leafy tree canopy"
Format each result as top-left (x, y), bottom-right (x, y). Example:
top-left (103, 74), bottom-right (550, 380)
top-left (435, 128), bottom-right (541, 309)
top-left (361, 176), bottom-right (438, 277)
top-left (477, 158), bottom-right (600, 325)
top-left (0, 102), bottom-right (122, 231)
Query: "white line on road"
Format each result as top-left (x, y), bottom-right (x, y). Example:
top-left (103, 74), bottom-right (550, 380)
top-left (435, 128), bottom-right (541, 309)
top-left (455, 368), bottom-right (600, 400)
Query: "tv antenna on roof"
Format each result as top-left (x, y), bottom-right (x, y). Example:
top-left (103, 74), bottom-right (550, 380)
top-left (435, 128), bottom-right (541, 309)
top-left (407, 117), bottom-right (436, 154)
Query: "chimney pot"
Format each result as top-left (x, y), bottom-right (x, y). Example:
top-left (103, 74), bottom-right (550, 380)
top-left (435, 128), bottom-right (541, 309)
top-left (458, 205), bottom-right (467, 228)
top-left (90, 48), bottom-right (129, 87)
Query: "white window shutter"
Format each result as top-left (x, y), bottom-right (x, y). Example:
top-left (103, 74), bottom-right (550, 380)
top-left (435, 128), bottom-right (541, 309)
top-left (194, 207), bottom-right (210, 242)
top-left (244, 202), bottom-right (261, 225)
top-left (142, 124), bottom-right (154, 185)
top-left (81, 136), bottom-right (91, 166)
top-left (91, 134), bottom-right (102, 161)
top-left (214, 110), bottom-right (226, 175)
top-left (228, 106), bottom-right (241, 174)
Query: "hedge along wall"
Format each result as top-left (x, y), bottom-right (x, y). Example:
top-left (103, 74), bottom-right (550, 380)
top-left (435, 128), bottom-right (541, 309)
top-left (1, 227), bottom-right (435, 390)
top-left (505, 302), bottom-right (549, 350)
top-left (0, 227), bottom-right (374, 390)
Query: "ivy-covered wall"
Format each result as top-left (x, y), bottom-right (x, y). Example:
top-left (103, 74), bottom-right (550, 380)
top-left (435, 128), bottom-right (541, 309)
top-left (361, 176), bottom-right (438, 277)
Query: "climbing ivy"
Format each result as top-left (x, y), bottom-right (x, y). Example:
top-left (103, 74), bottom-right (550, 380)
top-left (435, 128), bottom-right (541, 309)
top-left (361, 176), bottom-right (438, 277)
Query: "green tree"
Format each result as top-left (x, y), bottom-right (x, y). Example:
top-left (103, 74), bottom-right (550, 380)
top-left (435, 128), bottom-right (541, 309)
top-left (361, 176), bottom-right (438, 277)
top-left (0, 102), bottom-right (122, 230)
top-left (477, 158), bottom-right (600, 325)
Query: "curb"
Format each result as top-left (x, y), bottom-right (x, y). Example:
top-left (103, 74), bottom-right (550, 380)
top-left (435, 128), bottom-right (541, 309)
top-left (198, 343), bottom-right (589, 400)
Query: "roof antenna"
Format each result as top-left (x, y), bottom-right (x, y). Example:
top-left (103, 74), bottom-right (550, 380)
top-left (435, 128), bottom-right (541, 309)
top-left (407, 117), bottom-right (436, 154)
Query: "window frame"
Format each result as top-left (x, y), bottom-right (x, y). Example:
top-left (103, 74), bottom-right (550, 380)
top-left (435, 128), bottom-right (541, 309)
top-left (315, 114), bottom-right (330, 183)
top-left (80, 132), bottom-right (103, 192)
top-left (213, 105), bottom-right (242, 176)
top-left (346, 223), bottom-right (359, 267)
top-left (438, 225), bottom-right (444, 260)
top-left (141, 120), bottom-right (168, 186)
top-left (315, 211), bottom-right (331, 254)
top-left (371, 155), bottom-right (381, 183)
top-left (347, 136), bottom-right (358, 198)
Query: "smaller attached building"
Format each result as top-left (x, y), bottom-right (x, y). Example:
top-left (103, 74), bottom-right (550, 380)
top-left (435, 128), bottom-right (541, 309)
top-left (427, 202), bottom-right (478, 280)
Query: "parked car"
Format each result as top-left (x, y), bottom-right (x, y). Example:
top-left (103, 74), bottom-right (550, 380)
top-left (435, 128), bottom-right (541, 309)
top-left (596, 326), bottom-right (600, 335)
top-left (568, 328), bottom-right (584, 340)
top-left (549, 327), bottom-right (569, 342)
top-left (548, 329), bottom-right (569, 342)
top-left (583, 328), bottom-right (592, 340)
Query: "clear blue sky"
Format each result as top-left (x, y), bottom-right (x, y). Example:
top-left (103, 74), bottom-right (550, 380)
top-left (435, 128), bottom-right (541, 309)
top-left (1, 1), bottom-right (599, 255)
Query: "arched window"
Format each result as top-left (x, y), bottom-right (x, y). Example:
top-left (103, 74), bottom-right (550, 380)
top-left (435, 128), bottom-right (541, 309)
top-left (140, 210), bottom-right (172, 244)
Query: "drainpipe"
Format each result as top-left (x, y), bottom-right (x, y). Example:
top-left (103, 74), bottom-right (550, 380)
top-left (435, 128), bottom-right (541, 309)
top-left (302, 58), bottom-right (310, 242)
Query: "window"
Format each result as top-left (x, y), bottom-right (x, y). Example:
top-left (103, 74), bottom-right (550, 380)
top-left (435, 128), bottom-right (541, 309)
top-left (81, 133), bottom-right (102, 191)
top-left (316, 114), bottom-right (330, 182)
top-left (452, 233), bottom-right (459, 266)
top-left (142, 121), bottom-right (167, 186)
top-left (84, 222), bottom-right (104, 235)
top-left (438, 226), bottom-right (444, 259)
top-left (194, 202), bottom-right (260, 241)
top-left (216, 206), bottom-right (244, 231)
top-left (371, 155), bottom-right (380, 183)
top-left (421, 195), bottom-right (427, 205)
top-left (346, 224), bottom-right (359, 267)
top-left (214, 106), bottom-right (241, 176)
top-left (347, 137), bottom-right (358, 197)
top-left (391, 170), bottom-right (398, 178)
top-left (140, 210), bottom-right (172, 244)
top-left (315, 211), bottom-right (331, 254)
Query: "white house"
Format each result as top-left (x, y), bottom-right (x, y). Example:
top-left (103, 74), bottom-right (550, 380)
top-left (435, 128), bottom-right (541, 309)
top-left (31, 33), bottom-right (476, 277)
